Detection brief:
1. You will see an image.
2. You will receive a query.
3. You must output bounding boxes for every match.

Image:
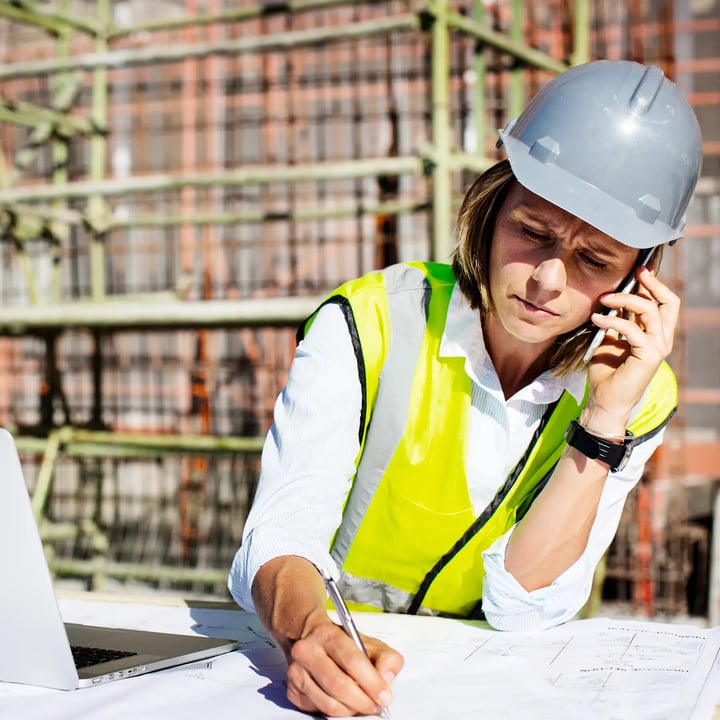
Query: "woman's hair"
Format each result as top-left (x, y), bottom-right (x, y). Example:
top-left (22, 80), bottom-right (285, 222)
top-left (451, 159), bottom-right (664, 376)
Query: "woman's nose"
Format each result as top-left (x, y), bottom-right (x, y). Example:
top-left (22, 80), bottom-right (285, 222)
top-left (530, 256), bottom-right (567, 292)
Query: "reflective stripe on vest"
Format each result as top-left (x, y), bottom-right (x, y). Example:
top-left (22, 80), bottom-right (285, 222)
top-left (302, 262), bottom-right (678, 617)
top-left (331, 263), bottom-right (432, 565)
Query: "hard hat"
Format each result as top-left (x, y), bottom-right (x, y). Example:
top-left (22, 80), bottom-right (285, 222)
top-left (497, 60), bottom-right (703, 249)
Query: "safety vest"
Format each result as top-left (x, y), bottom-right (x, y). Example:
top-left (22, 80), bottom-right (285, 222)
top-left (300, 262), bottom-right (677, 618)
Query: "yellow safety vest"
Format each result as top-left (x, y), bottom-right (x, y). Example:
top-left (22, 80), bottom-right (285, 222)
top-left (300, 262), bottom-right (677, 618)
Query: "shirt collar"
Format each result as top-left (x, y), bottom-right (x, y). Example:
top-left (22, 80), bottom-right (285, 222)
top-left (440, 284), bottom-right (587, 405)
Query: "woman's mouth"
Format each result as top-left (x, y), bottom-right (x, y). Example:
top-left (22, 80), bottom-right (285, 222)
top-left (517, 296), bottom-right (558, 317)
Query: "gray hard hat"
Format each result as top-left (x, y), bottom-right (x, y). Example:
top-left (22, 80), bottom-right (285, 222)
top-left (497, 60), bottom-right (703, 249)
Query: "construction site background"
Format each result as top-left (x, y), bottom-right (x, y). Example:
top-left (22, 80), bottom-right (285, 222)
top-left (0, 0), bottom-right (718, 623)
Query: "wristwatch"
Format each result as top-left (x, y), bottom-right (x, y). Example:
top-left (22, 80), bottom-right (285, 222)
top-left (564, 419), bottom-right (636, 473)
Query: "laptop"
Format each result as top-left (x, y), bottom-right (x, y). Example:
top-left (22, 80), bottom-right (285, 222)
top-left (0, 427), bottom-right (239, 690)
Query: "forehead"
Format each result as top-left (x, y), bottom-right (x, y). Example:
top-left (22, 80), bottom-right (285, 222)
top-left (503, 181), bottom-right (588, 228)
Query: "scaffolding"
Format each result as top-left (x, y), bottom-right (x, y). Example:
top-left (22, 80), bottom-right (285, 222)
top-left (0, 0), bottom-right (718, 610)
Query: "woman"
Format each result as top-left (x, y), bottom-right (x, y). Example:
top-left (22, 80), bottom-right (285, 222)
top-left (228, 60), bottom-right (703, 717)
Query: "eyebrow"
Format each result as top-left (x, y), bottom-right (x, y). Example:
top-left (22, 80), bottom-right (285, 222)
top-left (508, 205), bottom-right (625, 262)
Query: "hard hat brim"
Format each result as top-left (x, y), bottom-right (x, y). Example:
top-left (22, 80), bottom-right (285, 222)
top-left (500, 132), bottom-right (682, 250)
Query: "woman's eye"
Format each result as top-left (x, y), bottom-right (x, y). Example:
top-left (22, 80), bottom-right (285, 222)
top-left (522, 227), bottom-right (549, 243)
top-left (579, 252), bottom-right (606, 271)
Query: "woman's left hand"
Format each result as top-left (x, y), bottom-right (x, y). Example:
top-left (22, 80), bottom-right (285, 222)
top-left (583, 266), bottom-right (680, 433)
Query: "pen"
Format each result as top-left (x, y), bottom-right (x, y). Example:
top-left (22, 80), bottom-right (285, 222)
top-left (319, 567), bottom-right (391, 720)
top-left (582, 247), bottom-right (655, 364)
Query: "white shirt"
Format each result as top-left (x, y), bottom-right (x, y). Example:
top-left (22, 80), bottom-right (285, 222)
top-left (228, 285), bottom-right (662, 631)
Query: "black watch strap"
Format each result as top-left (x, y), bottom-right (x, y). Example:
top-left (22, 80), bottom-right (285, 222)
top-left (564, 419), bottom-right (635, 472)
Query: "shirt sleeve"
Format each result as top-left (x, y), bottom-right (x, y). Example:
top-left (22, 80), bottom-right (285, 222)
top-left (480, 429), bottom-right (664, 631)
top-left (227, 303), bottom-right (361, 611)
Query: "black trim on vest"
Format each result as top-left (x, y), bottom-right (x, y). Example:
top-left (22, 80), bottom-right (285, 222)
top-left (406, 396), bottom-right (678, 617)
top-left (515, 404), bottom-right (678, 525)
top-left (636, 405), bottom-right (677, 444)
top-left (406, 397), bottom-right (562, 616)
top-left (297, 295), bottom-right (368, 447)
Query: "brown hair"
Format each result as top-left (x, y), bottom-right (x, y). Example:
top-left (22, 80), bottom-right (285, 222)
top-left (451, 160), bottom-right (663, 376)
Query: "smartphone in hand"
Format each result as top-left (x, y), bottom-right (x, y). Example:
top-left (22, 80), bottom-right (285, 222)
top-left (582, 246), bottom-right (657, 364)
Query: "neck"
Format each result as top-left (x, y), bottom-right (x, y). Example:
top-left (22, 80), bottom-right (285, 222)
top-left (483, 317), bottom-right (556, 399)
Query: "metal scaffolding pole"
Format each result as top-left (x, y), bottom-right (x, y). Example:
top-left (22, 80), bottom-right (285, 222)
top-left (571, 0), bottom-right (591, 66)
top-left (0, 156), bottom-right (425, 203)
top-left (0, 0), bottom-right (99, 36)
top-left (107, 0), bottom-right (365, 39)
top-left (0, 98), bottom-right (92, 135)
top-left (0, 0), bottom-right (74, 36)
top-left (429, 0), bottom-right (453, 262)
top-left (50, 0), bottom-right (72, 303)
top-left (446, 9), bottom-right (568, 74)
top-left (0, 295), bottom-right (324, 333)
top-left (87, 0), bottom-right (111, 300)
top-left (508, 0), bottom-right (525, 119)
top-left (471, 0), bottom-right (488, 155)
top-left (0, 15), bottom-right (422, 80)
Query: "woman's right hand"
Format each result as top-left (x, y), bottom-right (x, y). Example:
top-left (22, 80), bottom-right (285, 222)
top-left (286, 615), bottom-right (402, 716)
top-left (251, 556), bottom-right (404, 717)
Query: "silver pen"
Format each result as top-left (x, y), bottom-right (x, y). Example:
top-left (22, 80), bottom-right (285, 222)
top-left (320, 567), bottom-right (391, 720)
top-left (583, 247), bottom-right (656, 364)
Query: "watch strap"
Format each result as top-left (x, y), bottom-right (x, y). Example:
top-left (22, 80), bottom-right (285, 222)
top-left (564, 419), bottom-right (635, 472)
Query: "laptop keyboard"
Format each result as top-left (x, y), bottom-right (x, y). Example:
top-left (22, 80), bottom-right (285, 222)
top-left (71, 644), bottom-right (138, 669)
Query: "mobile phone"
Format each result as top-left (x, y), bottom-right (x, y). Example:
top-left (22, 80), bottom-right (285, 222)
top-left (582, 246), bottom-right (656, 364)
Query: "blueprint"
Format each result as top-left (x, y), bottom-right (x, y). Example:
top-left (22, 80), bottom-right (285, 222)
top-left (1, 597), bottom-right (718, 720)
top-left (335, 611), bottom-right (720, 720)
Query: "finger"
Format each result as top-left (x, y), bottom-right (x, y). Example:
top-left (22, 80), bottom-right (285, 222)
top-left (600, 268), bottom-right (679, 312)
top-left (590, 312), bottom-right (668, 362)
top-left (327, 633), bottom-right (395, 712)
top-left (287, 647), bottom-right (372, 716)
top-left (635, 267), bottom-right (681, 313)
top-left (643, 282), bottom-right (680, 343)
top-left (597, 290), bottom-right (677, 349)
top-left (289, 629), bottom-right (385, 717)
top-left (599, 291), bottom-right (657, 316)
top-left (621, 274), bottom-right (679, 351)
top-left (286, 658), bottom-right (357, 717)
top-left (638, 297), bottom-right (676, 347)
top-left (366, 637), bottom-right (404, 687)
